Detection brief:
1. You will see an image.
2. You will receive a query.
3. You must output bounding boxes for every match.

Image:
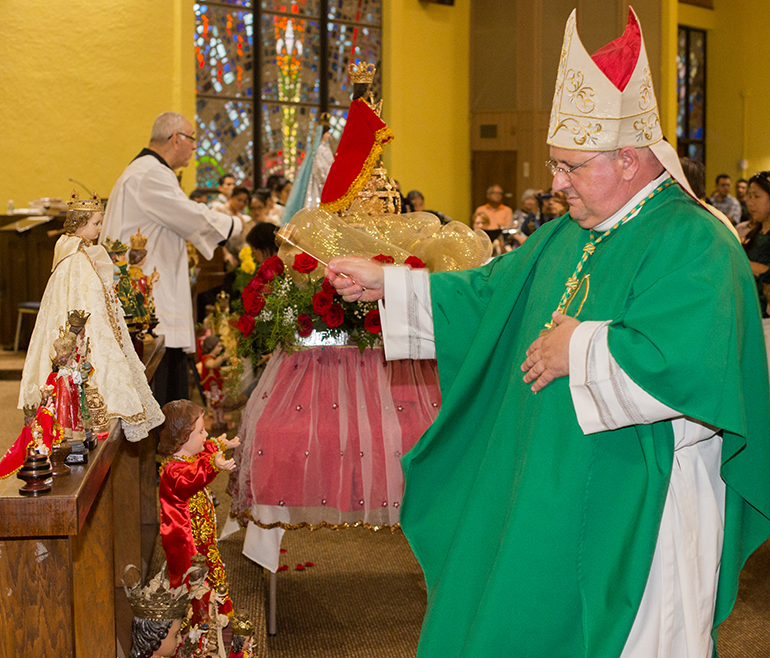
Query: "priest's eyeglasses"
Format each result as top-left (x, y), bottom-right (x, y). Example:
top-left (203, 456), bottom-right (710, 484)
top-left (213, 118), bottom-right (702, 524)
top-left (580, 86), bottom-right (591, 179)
top-left (545, 152), bottom-right (604, 179)
top-left (170, 132), bottom-right (197, 142)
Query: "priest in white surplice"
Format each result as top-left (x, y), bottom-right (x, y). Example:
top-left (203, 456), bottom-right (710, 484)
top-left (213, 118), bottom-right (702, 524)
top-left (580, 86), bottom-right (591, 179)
top-left (102, 112), bottom-right (241, 406)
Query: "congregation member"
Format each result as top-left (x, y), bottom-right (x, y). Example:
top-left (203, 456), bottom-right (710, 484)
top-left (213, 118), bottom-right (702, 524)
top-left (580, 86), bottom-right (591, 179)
top-left (736, 177), bottom-right (751, 223)
top-left (211, 173), bottom-right (235, 207)
top-left (472, 184), bottom-right (512, 229)
top-left (102, 111), bottom-right (241, 407)
top-left (708, 173), bottom-right (742, 225)
top-left (325, 8), bottom-right (770, 657)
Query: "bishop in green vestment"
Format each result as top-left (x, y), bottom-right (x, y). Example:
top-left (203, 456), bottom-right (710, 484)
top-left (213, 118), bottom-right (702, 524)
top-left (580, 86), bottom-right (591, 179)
top-left (325, 7), bottom-right (770, 657)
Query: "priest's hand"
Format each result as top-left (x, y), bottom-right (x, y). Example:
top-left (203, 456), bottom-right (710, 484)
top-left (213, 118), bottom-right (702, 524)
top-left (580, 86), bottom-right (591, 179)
top-left (326, 256), bottom-right (385, 302)
top-left (521, 312), bottom-right (580, 393)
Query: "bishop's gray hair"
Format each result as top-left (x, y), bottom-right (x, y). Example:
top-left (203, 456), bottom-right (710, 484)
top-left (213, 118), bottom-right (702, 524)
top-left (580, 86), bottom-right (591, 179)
top-left (150, 112), bottom-right (188, 143)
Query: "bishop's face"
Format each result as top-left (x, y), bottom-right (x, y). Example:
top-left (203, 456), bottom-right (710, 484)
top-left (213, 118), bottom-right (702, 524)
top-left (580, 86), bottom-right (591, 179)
top-left (549, 147), bottom-right (627, 229)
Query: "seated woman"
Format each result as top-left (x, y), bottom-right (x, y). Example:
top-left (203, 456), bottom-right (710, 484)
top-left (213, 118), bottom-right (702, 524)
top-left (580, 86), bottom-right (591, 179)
top-left (743, 171), bottom-right (770, 364)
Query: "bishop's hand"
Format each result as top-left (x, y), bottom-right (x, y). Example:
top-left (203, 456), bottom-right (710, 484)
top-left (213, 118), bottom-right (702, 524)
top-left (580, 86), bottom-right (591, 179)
top-left (325, 256), bottom-right (385, 302)
top-left (521, 312), bottom-right (580, 393)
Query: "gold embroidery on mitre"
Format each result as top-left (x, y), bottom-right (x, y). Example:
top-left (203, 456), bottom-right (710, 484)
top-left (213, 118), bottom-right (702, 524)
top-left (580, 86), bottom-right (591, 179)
top-left (551, 117), bottom-right (603, 147)
top-left (634, 112), bottom-right (660, 143)
top-left (566, 70), bottom-right (595, 114)
top-left (639, 67), bottom-right (654, 111)
top-left (548, 13), bottom-right (576, 138)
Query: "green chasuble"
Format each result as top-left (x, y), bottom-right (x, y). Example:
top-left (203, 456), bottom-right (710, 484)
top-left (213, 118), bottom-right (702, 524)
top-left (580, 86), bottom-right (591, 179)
top-left (400, 182), bottom-right (770, 658)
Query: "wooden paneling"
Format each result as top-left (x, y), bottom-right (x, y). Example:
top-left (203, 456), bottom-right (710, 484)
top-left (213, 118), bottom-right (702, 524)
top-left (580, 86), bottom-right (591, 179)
top-left (0, 215), bottom-right (62, 349)
top-left (0, 537), bottom-right (74, 657)
top-left (471, 151), bottom-right (518, 213)
top-left (73, 480), bottom-right (115, 658)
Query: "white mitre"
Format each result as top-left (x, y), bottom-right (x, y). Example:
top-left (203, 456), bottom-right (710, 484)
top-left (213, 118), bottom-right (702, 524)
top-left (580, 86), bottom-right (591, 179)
top-left (547, 6), bottom-right (738, 238)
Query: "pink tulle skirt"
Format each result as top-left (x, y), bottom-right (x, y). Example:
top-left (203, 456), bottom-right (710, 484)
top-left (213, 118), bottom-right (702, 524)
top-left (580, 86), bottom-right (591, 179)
top-left (228, 346), bottom-right (441, 528)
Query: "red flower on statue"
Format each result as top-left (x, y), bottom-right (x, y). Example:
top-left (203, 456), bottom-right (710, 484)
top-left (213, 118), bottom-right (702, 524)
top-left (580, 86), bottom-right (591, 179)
top-left (364, 308), bottom-right (382, 334)
top-left (323, 304), bottom-right (344, 328)
top-left (321, 277), bottom-right (337, 295)
top-left (312, 291), bottom-right (334, 316)
top-left (237, 314), bottom-right (256, 337)
top-left (243, 289), bottom-right (266, 316)
top-left (296, 314), bottom-right (313, 337)
top-left (258, 255), bottom-right (285, 281)
top-left (372, 254), bottom-right (395, 264)
top-left (405, 256), bottom-right (427, 269)
top-left (293, 253), bottom-right (319, 273)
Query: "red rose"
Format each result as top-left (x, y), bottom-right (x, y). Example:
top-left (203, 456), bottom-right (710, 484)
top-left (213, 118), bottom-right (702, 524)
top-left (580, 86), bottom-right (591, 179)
top-left (321, 277), bottom-right (337, 295)
top-left (237, 314), bottom-right (256, 337)
top-left (244, 274), bottom-right (265, 294)
top-left (296, 314), bottom-right (313, 337)
top-left (364, 308), bottom-right (382, 334)
top-left (243, 289), bottom-right (266, 316)
top-left (322, 304), bottom-right (344, 328)
top-left (312, 291), bottom-right (334, 315)
top-left (293, 253), bottom-right (319, 273)
top-left (405, 256), bottom-right (427, 269)
top-left (372, 254), bottom-right (395, 264)
top-left (258, 255), bottom-right (284, 281)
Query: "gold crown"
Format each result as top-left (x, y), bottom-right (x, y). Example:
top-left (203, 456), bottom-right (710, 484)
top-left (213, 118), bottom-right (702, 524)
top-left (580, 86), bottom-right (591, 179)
top-left (67, 310), bottom-right (91, 327)
top-left (130, 229), bottom-right (148, 250)
top-left (53, 328), bottom-right (77, 355)
top-left (68, 189), bottom-right (104, 213)
top-left (319, 112), bottom-right (331, 127)
top-left (349, 61), bottom-right (376, 84)
top-left (122, 559), bottom-right (207, 621)
top-left (232, 610), bottom-right (255, 636)
top-left (103, 236), bottom-right (128, 254)
top-left (23, 404), bottom-right (38, 418)
top-left (39, 384), bottom-right (54, 401)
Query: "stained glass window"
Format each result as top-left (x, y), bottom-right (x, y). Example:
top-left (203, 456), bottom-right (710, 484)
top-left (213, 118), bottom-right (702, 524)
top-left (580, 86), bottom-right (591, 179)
top-left (676, 26), bottom-right (706, 164)
top-left (195, 0), bottom-right (382, 189)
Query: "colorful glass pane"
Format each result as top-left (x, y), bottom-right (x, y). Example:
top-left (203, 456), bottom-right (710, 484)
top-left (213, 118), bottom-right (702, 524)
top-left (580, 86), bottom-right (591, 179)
top-left (196, 98), bottom-right (255, 188)
top-left (327, 22), bottom-right (382, 107)
top-left (261, 0), bottom-right (321, 17)
top-left (208, 0), bottom-right (253, 6)
top-left (261, 102), bottom-right (318, 180)
top-left (676, 28), bottom-right (687, 140)
top-left (196, 4), bottom-right (254, 97)
top-left (329, 0), bottom-right (382, 25)
top-left (261, 14), bottom-right (321, 103)
top-left (687, 30), bottom-right (705, 140)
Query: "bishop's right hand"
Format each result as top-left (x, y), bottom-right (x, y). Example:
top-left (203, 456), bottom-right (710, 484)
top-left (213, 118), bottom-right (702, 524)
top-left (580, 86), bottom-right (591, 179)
top-left (326, 256), bottom-right (385, 303)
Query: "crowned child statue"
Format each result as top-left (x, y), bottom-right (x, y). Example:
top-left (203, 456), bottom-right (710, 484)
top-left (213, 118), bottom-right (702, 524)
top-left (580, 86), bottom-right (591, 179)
top-left (18, 191), bottom-right (164, 442)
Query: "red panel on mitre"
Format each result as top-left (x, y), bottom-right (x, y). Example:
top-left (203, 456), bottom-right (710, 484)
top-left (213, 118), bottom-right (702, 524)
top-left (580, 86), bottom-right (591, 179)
top-left (590, 8), bottom-right (641, 92)
top-left (320, 99), bottom-right (394, 212)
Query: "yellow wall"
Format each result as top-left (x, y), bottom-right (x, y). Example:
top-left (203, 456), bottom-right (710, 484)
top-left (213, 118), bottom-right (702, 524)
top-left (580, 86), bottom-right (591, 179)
top-left (382, 0), bottom-right (471, 222)
top-left (0, 0), bottom-right (196, 208)
top-left (678, 0), bottom-right (770, 186)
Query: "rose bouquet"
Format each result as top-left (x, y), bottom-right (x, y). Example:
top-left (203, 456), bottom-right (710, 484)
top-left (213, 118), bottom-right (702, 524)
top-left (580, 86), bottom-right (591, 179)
top-left (233, 251), bottom-right (424, 365)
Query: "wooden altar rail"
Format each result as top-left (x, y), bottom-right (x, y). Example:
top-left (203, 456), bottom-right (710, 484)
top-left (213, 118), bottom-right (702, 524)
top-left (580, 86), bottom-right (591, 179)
top-left (0, 336), bottom-right (164, 657)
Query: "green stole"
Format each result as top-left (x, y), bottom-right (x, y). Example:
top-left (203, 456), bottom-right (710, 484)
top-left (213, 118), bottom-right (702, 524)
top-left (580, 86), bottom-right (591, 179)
top-left (400, 183), bottom-right (770, 657)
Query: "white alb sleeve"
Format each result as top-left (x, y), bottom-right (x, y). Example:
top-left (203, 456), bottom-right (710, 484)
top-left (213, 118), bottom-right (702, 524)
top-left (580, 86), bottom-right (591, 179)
top-left (569, 321), bottom-right (682, 435)
top-left (378, 266), bottom-right (435, 361)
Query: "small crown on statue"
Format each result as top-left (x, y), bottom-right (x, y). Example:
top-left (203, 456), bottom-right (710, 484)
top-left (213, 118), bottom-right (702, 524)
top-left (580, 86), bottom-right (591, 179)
top-left (319, 112), bottom-right (331, 127)
top-left (232, 609), bottom-right (255, 636)
top-left (53, 328), bottom-right (77, 355)
top-left (67, 310), bottom-right (91, 328)
top-left (130, 229), bottom-right (148, 250)
top-left (122, 558), bottom-right (207, 621)
top-left (23, 404), bottom-right (38, 418)
top-left (103, 236), bottom-right (128, 254)
top-left (68, 189), bottom-right (104, 213)
top-left (349, 61), bottom-right (376, 85)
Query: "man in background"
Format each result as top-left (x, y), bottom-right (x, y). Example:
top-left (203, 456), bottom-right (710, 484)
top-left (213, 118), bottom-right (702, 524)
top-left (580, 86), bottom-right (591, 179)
top-left (102, 111), bottom-right (241, 406)
top-left (708, 173), bottom-right (742, 225)
top-left (473, 184), bottom-right (512, 229)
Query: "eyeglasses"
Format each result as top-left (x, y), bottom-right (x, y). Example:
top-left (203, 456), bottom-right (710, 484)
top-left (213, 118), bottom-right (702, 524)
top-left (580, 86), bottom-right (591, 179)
top-left (545, 151), bottom-right (605, 179)
top-left (169, 132), bottom-right (197, 142)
